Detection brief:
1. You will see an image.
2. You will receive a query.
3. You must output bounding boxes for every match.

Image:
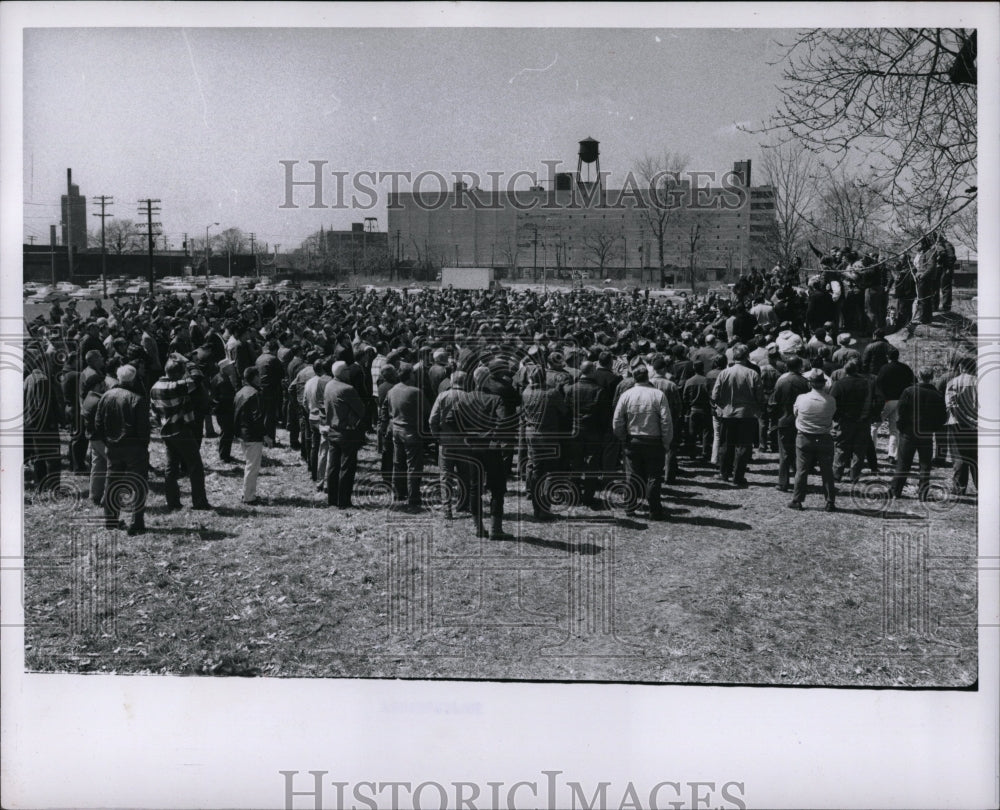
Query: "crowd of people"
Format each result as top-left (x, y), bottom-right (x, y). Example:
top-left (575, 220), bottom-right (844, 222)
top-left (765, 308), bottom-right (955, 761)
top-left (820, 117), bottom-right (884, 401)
top-left (23, 233), bottom-right (977, 537)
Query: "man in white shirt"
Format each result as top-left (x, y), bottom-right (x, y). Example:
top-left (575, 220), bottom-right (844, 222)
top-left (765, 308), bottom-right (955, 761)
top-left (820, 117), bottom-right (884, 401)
top-left (789, 367), bottom-right (837, 511)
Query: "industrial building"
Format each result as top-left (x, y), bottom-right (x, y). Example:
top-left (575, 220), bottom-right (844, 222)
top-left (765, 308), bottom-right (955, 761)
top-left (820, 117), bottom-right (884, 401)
top-left (387, 139), bottom-right (778, 288)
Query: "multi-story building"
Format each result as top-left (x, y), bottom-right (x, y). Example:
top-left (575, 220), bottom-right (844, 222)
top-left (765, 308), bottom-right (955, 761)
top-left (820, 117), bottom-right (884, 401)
top-left (387, 143), bottom-right (778, 288)
top-left (60, 173), bottom-right (87, 253)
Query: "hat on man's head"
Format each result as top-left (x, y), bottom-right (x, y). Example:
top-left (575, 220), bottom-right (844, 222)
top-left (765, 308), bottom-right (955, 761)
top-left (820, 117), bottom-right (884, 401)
top-left (837, 332), bottom-right (857, 346)
top-left (805, 367), bottom-right (826, 384)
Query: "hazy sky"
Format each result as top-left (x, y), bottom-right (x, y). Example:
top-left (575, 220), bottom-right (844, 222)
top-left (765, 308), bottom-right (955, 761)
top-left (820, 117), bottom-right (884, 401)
top-left (23, 27), bottom-right (789, 250)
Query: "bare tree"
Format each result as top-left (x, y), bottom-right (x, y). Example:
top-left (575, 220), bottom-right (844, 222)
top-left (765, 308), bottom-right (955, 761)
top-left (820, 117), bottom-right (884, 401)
top-left (633, 151), bottom-right (690, 276)
top-left (92, 218), bottom-right (143, 255)
top-left (759, 141), bottom-right (816, 267)
top-left (497, 233), bottom-right (521, 277)
top-left (752, 29), bottom-right (977, 212)
top-left (581, 224), bottom-right (621, 277)
top-left (687, 221), bottom-right (702, 292)
top-left (811, 166), bottom-right (888, 252)
top-left (218, 227), bottom-right (248, 255)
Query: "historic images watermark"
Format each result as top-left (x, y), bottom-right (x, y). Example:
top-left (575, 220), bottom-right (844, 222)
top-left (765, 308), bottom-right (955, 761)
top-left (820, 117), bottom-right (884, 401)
top-left (279, 769), bottom-right (748, 810)
top-left (277, 162), bottom-right (750, 213)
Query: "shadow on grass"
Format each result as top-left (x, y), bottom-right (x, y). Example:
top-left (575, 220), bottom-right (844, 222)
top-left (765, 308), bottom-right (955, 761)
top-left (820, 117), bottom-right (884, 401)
top-left (660, 489), bottom-right (742, 510)
top-left (147, 526), bottom-right (233, 541)
top-left (663, 514), bottom-right (753, 531)
top-left (494, 532), bottom-right (603, 555)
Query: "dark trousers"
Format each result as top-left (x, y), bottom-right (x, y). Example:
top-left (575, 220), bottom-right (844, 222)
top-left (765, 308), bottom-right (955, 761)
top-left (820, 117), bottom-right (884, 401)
top-left (688, 411), bottom-right (713, 460)
top-left (891, 433), bottom-right (933, 498)
top-left (776, 424), bottom-right (797, 489)
top-left (792, 432), bottom-right (836, 505)
top-left (163, 435), bottom-right (209, 508)
top-left (26, 430), bottom-right (61, 490)
top-left (299, 403), bottom-right (311, 462)
top-left (894, 297), bottom-right (914, 330)
top-left (567, 432), bottom-right (605, 503)
top-left (326, 436), bottom-right (360, 507)
top-left (865, 288), bottom-right (887, 331)
top-left (68, 423), bottom-right (88, 472)
top-left (378, 432), bottom-right (394, 487)
top-left (438, 443), bottom-right (468, 513)
top-left (757, 409), bottom-right (775, 452)
top-left (392, 432), bottom-right (423, 505)
top-left (719, 417), bottom-right (756, 483)
top-left (525, 433), bottom-right (561, 516)
top-left (204, 414), bottom-right (217, 437)
top-left (261, 392), bottom-right (280, 442)
top-left (216, 411), bottom-right (234, 461)
top-left (286, 394), bottom-right (301, 449)
top-left (623, 439), bottom-right (666, 516)
top-left (949, 425), bottom-right (977, 493)
top-left (308, 422), bottom-right (323, 480)
top-left (833, 421), bottom-right (870, 482)
top-left (459, 448), bottom-right (505, 527)
top-left (664, 421), bottom-right (681, 482)
top-left (103, 442), bottom-right (149, 529)
top-left (939, 269), bottom-right (953, 311)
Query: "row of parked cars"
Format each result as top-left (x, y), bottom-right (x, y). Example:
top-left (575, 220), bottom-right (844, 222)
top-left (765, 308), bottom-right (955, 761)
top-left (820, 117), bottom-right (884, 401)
top-left (22, 275), bottom-right (281, 303)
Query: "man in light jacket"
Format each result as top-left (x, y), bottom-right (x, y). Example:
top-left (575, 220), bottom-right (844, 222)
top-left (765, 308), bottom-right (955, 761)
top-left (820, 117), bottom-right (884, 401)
top-left (612, 360), bottom-right (673, 519)
top-left (710, 344), bottom-right (763, 488)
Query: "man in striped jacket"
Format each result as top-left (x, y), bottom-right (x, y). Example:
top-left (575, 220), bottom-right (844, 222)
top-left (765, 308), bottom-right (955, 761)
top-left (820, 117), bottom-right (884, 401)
top-left (150, 356), bottom-right (211, 511)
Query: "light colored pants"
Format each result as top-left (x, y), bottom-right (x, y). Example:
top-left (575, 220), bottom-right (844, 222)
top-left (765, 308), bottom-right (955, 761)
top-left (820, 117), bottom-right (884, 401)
top-left (872, 400), bottom-right (900, 458)
top-left (241, 440), bottom-right (263, 501)
top-left (88, 439), bottom-right (108, 504)
top-left (317, 428), bottom-right (330, 483)
top-left (711, 414), bottom-right (721, 465)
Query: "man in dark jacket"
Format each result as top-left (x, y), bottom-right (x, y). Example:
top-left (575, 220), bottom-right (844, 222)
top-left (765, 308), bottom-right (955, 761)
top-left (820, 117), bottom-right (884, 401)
top-left (564, 361), bottom-right (610, 508)
top-left (875, 346), bottom-right (914, 463)
top-left (889, 368), bottom-right (948, 501)
top-left (23, 347), bottom-right (64, 492)
top-left (830, 359), bottom-right (879, 483)
top-left (233, 366), bottom-right (269, 505)
top-left (255, 338), bottom-right (285, 445)
top-left (770, 355), bottom-right (810, 492)
top-left (682, 365), bottom-right (713, 462)
top-left (211, 358), bottom-right (240, 463)
top-left (94, 364), bottom-right (151, 534)
top-left (520, 365), bottom-right (568, 520)
top-left (454, 365), bottom-right (514, 538)
top-left (324, 361), bottom-right (367, 508)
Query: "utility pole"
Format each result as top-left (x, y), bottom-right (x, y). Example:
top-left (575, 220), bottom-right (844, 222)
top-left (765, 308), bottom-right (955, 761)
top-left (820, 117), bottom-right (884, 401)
top-left (49, 225), bottom-right (57, 287)
top-left (137, 198), bottom-right (161, 294)
top-left (92, 195), bottom-right (113, 297)
top-left (27, 235), bottom-right (36, 245)
top-left (249, 232), bottom-right (257, 277)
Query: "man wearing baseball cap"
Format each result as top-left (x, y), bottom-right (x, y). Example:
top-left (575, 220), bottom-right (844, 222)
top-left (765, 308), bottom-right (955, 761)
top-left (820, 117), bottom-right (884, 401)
top-left (789, 366), bottom-right (837, 511)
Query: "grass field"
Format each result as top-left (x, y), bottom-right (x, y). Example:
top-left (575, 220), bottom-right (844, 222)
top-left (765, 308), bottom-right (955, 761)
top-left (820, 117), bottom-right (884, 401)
top-left (21, 299), bottom-right (980, 686)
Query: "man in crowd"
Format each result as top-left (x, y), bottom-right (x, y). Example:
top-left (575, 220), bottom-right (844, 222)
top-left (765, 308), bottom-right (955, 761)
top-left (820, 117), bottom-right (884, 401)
top-left (233, 366), bottom-right (269, 505)
top-left (324, 360), bottom-right (367, 509)
top-left (890, 367), bottom-right (948, 501)
top-left (565, 361), bottom-right (611, 508)
top-left (945, 355), bottom-right (978, 496)
top-left (150, 357), bottom-right (212, 512)
top-left (385, 363), bottom-right (430, 511)
top-left (874, 345), bottom-right (915, 464)
top-left (612, 360), bottom-right (672, 519)
top-left (94, 364), bottom-right (151, 534)
top-left (710, 344), bottom-right (762, 488)
top-left (788, 367), bottom-right (837, 512)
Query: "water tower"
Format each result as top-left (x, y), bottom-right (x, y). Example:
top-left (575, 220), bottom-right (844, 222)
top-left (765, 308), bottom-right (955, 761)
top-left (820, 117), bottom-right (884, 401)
top-left (576, 137), bottom-right (601, 193)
